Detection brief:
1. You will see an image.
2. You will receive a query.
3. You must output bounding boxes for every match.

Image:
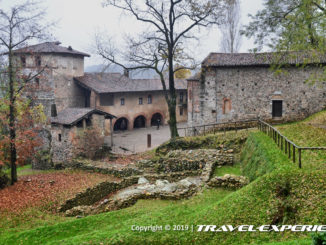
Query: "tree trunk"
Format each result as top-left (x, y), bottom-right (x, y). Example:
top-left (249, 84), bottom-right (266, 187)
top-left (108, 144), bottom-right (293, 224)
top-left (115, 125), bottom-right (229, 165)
top-left (167, 44), bottom-right (179, 138)
top-left (168, 100), bottom-right (179, 138)
top-left (8, 49), bottom-right (17, 185)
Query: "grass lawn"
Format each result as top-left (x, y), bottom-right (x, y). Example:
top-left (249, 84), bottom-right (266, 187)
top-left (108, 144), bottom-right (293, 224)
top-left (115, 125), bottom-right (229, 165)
top-left (276, 110), bottom-right (326, 170)
top-left (2, 168), bottom-right (326, 244)
top-left (0, 111), bottom-right (325, 244)
top-left (213, 162), bottom-right (242, 176)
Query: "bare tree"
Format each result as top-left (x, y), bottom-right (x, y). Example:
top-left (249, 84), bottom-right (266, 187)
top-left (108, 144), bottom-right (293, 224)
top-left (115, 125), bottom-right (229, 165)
top-left (97, 0), bottom-right (226, 138)
top-left (219, 0), bottom-right (242, 53)
top-left (0, 0), bottom-right (52, 185)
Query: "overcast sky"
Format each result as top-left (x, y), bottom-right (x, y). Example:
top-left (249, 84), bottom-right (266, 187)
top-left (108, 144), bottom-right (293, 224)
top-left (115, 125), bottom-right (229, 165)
top-left (2, 0), bottom-right (264, 67)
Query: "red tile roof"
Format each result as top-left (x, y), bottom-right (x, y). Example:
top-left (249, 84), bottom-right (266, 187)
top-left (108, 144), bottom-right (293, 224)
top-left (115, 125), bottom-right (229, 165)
top-left (74, 73), bottom-right (187, 94)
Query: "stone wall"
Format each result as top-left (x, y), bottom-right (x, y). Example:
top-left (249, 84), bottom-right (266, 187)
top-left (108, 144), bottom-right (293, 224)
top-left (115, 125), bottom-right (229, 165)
top-left (32, 128), bottom-right (53, 170)
top-left (59, 149), bottom-right (236, 214)
top-left (208, 174), bottom-right (249, 189)
top-left (51, 114), bottom-right (107, 165)
top-left (51, 125), bottom-right (76, 165)
top-left (189, 66), bottom-right (326, 126)
top-left (187, 80), bottom-right (202, 127)
top-left (22, 54), bottom-right (86, 118)
top-left (58, 177), bottom-right (139, 212)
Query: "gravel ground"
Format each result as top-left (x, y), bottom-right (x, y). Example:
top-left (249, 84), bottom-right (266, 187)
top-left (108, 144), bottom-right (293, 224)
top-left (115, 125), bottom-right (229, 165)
top-left (106, 123), bottom-right (187, 154)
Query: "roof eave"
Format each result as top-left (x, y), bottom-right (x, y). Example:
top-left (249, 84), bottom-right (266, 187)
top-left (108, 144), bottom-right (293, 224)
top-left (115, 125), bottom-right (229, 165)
top-left (203, 63), bottom-right (326, 68)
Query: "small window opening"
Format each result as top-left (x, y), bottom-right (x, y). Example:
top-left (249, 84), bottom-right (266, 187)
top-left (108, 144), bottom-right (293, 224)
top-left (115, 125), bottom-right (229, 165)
top-left (21, 56), bottom-right (26, 67)
top-left (35, 56), bottom-right (41, 67)
top-left (148, 95), bottom-right (152, 104)
top-left (179, 92), bottom-right (184, 103)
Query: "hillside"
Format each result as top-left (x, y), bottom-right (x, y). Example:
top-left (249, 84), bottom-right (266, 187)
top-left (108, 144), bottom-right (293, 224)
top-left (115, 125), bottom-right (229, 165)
top-left (0, 112), bottom-right (325, 244)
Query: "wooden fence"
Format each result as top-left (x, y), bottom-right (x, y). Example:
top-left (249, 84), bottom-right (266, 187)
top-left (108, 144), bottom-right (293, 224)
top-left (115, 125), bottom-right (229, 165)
top-left (258, 120), bottom-right (326, 168)
top-left (178, 119), bottom-right (258, 137)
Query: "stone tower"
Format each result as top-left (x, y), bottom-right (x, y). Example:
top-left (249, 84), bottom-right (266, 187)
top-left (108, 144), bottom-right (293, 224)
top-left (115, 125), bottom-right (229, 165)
top-left (13, 41), bottom-right (90, 117)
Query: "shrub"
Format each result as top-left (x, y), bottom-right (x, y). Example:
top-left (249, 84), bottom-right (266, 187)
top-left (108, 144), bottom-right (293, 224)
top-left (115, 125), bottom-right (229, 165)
top-left (312, 232), bottom-right (326, 245)
top-left (0, 167), bottom-right (9, 189)
top-left (72, 127), bottom-right (106, 160)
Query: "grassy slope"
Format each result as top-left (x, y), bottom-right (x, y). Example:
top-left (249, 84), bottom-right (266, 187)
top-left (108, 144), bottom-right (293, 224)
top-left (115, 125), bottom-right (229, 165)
top-left (241, 132), bottom-right (294, 181)
top-left (2, 168), bottom-right (326, 245)
top-left (1, 112), bottom-right (326, 245)
top-left (276, 110), bottom-right (326, 170)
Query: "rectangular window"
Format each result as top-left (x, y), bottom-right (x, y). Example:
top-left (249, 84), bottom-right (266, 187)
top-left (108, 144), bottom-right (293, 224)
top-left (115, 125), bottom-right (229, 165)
top-left (139, 97), bottom-right (143, 105)
top-left (58, 134), bottom-right (61, 142)
top-left (148, 95), bottom-right (152, 104)
top-left (100, 94), bottom-right (114, 106)
top-left (120, 98), bottom-right (125, 106)
top-left (179, 92), bottom-right (184, 104)
top-left (180, 107), bottom-right (183, 116)
top-left (20, 56), bottom-right (26, 67)
top-left (35, 77), bottom-right (40, 85)
top-left (35, 56), bottom-right (41, 67)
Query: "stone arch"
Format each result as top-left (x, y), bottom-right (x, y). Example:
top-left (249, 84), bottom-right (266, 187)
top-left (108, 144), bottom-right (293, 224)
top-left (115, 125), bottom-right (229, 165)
top-left (151, 112), bottom-right (163, 126)
top-left (223, 98), bottom-right (232, 114)
top-left (133, 115), bottom-right (146, 128)
top-left (114, 117), bottom-right (129, 131)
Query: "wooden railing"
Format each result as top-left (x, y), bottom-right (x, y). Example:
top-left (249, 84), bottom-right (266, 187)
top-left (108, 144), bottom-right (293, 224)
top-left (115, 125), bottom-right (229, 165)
top-left (258, 120), bottom-right (326, 168)
top-left (178, 119), bottom-right (258, 137)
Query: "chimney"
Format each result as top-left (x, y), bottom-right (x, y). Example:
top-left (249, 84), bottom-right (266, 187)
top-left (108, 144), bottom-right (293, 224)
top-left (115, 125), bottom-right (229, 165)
top-left (68, 46), bottom-right (73, 51)
top-left (123, 68), bottom-right (129, 78)
top-left (51, 104), bottom-right (57, 117)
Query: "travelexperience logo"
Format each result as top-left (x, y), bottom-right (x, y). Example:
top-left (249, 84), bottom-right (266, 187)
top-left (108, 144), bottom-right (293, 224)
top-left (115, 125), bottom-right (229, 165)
top-left (197, 225), bottom-right (326, 232)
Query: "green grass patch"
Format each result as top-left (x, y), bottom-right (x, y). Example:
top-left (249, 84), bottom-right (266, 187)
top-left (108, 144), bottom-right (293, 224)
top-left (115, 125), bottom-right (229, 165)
top-left (1, 112), bottom-right (325, 244)
top-left (276, 111), bottom-right (326, 170)
top-left (0, 208), bottom-right (69, 235)
top-left (213, 162), bottom-right (242, 176)
top-left (241, 132), bottom-right (294, 181)
top-left (2, 170), bottom-right (326, 245)
top-left (3, 164), bottom-right (56, 177)
top-left (156, 130), bottom-right (249, 155)
top-left (259, 239), bottom-right (311, 245)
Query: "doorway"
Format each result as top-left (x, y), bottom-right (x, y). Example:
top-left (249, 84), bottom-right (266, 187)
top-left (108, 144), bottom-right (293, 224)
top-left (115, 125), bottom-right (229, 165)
top-left (114, 118), bottom-right (129, 131)
top-left (272, 100), bottom-right (283, 117)
top-left (133, 115), bottom-right (146, 128)
top-left (151, 113), bottom-right (163, 126)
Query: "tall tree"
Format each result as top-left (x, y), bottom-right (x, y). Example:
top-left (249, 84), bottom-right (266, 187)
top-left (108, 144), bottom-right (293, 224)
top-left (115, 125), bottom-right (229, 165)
top-left (0, 0), bottom-right (52, 184)
top-left (96, 0), bottom-right (226, 138)
top-left (220, 0), bottom-right (242, 53)
top-left (242, 0), bottom-right (326, 52)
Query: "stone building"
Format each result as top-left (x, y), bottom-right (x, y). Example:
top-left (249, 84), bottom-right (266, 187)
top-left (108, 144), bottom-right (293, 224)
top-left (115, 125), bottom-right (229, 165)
top-left (11, 41), bottom-right (187, 167)
top-left (13, 41), bottom-right (90, 117)
top-left (14, 42), bottom-right (187, 135)
top-left (188, 52), bottom-right (326, 126)
top-left (74, 73), bottom-right (188, 133)
top-left (50, 108), bottom-right (115, 164)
